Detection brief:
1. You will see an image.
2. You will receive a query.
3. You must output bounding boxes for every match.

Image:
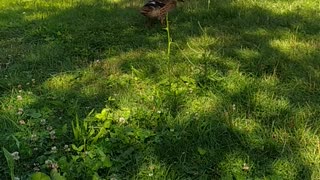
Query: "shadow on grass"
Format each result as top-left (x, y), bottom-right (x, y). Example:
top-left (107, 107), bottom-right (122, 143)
top-left (0, 0), bottom-right (319, 178)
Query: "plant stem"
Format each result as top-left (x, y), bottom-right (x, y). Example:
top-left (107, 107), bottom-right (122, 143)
top-left (166, 13), bottom-right (171, 58)
top-left (165, 13), bottom-right (172, 77)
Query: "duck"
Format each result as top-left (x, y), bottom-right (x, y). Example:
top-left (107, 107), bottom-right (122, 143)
top-left (140, 0), bottom-right (184, 25)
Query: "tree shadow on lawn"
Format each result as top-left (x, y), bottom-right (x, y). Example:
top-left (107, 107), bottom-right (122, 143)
top-left (0, 0), bottom-right (168, 89)
top-left (176, 1), bottom-right (320, 82)
top-left (0, 0), bottom-right (319, 179)
top-left (150, 1), bottom-right (319, 179)
top-left (151, 72), bottom-right (315, 178)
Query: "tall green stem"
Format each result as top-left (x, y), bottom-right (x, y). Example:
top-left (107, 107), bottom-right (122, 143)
top-left (166, 13), bottom-right (171, 58)
top-left (165, 13), bottom-right (172, 77)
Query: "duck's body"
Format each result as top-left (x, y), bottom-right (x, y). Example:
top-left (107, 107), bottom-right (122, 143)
top-left (140, 0), bottom-right (183, 25)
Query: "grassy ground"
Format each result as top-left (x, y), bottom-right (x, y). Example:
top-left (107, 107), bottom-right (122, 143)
top-left (1, 0), bottom-right (320, 179)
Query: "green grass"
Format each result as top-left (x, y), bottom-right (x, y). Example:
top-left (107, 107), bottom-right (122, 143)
top-left (1, 0), bottom-right (320, 179)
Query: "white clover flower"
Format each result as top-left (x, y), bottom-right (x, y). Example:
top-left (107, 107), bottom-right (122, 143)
top-left (46, 126), bottom-right (53, 131)
top-left (64, 145), bottom-right (70, 152)
top-left (11, 151), bottom-right (20, 160)
top-left (49, 130), bottom-right (55, 136)
top-left (45, 159), bottom-right (52, 165)
top-left (232, 104), bottom-right (236, 111)
top-left (50, 135), bottom-right (56, 140)
top-left (31, 134), bottom-right (38, 141)
top-left (119, 117), bottom-right (126, 124)
top-left (50, 162), bottom-right (59, 169)
top-left (17, 95), bottom-right (23, 101)
top-left (19, 120), bottom-right (26, 125)
top-left (17, 108), bottom-right (23, 115)
top-left (51, 146), bottom-right (57, 153)
top-left (40, 119), bottom-right (46, 125)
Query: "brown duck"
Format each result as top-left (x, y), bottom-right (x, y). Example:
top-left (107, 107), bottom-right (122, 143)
top-left (140, 0), bottom-right (184, 25)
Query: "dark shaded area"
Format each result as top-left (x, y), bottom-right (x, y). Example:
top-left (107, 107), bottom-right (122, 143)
top-left (0, 0), bottom-right (319, 179)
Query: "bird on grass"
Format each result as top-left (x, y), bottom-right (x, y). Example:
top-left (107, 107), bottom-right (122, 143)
top-left (140, 0), bottom-right (184, 26)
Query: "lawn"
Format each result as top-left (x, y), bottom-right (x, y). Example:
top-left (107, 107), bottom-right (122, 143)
top-left (1, 0), bottom-right (320, 179)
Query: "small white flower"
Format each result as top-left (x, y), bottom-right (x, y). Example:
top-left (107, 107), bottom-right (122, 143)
top-left (49, 130), bottom-right (55, 136)
top-left (50, 135), bottom-right (56, 140)
top-left (19, 120), bottom-right (26, 125)
top-left (46, 126), bottom-right (53, 131)
top-left (242, 163), bottom-right (250, 171)
top-left (49, 130), bottom-right (57, 140)
top-left (50, 162), bottom-right (59, 169)
top-left (11, 151), bottom-right (20, 160)
top-left (51, 146), bottom-right (57, 153)
top-left (18, 90), bottom-right (22, 93)
top-left (119, 117), bottom-right (126, 124)
top-left (109, 174), bottom-right (118, 180)
top-left (45, 159), bottom-right (52, 165)
top-left (232, 104), bottom-right (236, 111)
top-left (64, 145), bottom-right (70, 152)
top-left (17, 108), bottom-right (24, 115)
top-left (157, 110), bottom-right (161, 114)
top-left (31, 134), bottom-right (38, 141)
top-left (40, 119), bottom-right (46, 125)
top-left (148, 173), bottom-right (153, 177)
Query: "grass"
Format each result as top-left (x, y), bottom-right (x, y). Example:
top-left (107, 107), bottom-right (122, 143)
top-left (0, 0), bottom-right (320, 179)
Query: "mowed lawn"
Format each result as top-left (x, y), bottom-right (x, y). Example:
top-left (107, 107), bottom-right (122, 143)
top-left (0, 0), bottom-right (320, 179)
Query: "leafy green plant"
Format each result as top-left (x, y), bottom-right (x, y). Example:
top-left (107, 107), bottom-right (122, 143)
top-left (2, 147), bottom-right (16, 180)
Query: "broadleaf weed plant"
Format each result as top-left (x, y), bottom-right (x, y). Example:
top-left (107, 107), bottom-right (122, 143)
top-left (2, 147), bottom-right (17, 180)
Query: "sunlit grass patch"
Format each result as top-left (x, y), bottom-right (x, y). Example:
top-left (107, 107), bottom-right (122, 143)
top-left (222, 70), bottom-right (255, 95)
top-left (1, 0), bottom-right (320, 178)
top-left (231, 117), bottom-right (268, 150)
top-left (269, 36), bottom-right (317, 61)
top-left (186, 94), bottom-right (221, 114)
top-left (43, 73), bottom-right (77, 93)
top-left (218, 152), bottom-right (251, 178)
top-left (253, 90), bottom-right (290, 120)
top-left (272, 158), bottom-right (299, 179)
